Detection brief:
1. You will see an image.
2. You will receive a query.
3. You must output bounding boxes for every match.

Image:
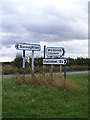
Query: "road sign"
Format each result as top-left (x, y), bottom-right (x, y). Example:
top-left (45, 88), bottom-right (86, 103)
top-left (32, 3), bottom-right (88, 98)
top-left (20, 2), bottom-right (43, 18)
top-left (43, 58), bottom-right (68, 65)
top-left (15, 43), bottom-right (41, 51)
top-left (46, 47), bottom-right (65, 57)
top-left (15, 43), bottom-right (41, 76)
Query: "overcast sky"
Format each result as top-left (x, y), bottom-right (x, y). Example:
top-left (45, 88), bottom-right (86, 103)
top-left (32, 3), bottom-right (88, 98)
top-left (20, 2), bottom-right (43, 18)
top-left (0, 0), bottom-right (89, 62)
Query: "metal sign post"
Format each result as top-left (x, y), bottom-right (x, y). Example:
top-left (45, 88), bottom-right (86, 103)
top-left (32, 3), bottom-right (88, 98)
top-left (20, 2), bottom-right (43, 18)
top-left (50, 57), bottom-right (53, 78)
top-left (32, 50), bottom-right (34, 75)
top-left (43, 45), bottom-right (46, 75)
top-left (50, 57), bottom-right (53, 73)
top-left (23, 50), bottom-right (25, 76)
top-left (44, 45), bottom-right (46, 59)
top-left (51, 64), bottom-right (53, 73)
top-left (60, 65), bottom-right (62, 75)
top-left (64, 65), bottom-right (66, 80)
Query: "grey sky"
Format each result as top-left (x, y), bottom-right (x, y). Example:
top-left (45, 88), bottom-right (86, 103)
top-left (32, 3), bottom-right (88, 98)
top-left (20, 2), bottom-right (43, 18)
top-left (0, 0), bottom-right (89, 61)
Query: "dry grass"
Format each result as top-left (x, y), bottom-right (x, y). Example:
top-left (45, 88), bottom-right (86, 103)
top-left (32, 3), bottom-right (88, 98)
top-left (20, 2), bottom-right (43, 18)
top-left (2, 65), bottom-right (89, 75)
top-left (15, 74), bottom-right (80, 91)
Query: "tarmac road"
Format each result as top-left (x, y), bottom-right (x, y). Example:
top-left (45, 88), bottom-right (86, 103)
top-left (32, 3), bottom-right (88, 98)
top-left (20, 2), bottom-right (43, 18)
top-left (0, 71), bottom-right (89, 78)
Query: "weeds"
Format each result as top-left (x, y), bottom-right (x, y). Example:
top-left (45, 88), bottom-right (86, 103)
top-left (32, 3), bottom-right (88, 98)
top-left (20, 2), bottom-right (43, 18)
top-left (15, 74), bottom-right (80, 91)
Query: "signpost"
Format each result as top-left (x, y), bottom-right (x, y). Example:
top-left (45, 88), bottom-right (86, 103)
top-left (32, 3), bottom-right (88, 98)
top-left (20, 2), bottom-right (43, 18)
top-left (43, 46), bottom-right (68, 79)
top-left (46, 47), bottom-right (65, 57)
top-left (15, 43), bottom-right (41, 76)
top-left (60, 65), bottom-right (62, 75)
top-left (43, 58), bottom-right (68, 79)
top-left (23, 50), bottom-right (25, 76)
top-left (46, 47), bottom-right (65, 76)
top-left (32, 50), bottom-right (34, 74)
top-left (15, 43), bottom-right (68, 79)
top-left (43, 45), bottom-right (46, 75)
top-left (64, 65), bottom-right (66, 79)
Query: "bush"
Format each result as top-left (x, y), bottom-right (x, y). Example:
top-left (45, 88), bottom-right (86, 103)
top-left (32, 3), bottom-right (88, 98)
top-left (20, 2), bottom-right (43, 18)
top-left (2, 65), bottom-right (16, 75)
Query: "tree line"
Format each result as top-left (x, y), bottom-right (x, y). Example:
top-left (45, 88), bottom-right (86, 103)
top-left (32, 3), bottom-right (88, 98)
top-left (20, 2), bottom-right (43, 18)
top-left (2, 53), bottom-right (90, 68)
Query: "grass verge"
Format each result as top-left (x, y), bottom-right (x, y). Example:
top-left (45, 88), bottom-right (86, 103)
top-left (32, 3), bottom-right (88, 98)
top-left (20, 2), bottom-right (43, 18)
top-left (2, 74), bottom-right (88, 118)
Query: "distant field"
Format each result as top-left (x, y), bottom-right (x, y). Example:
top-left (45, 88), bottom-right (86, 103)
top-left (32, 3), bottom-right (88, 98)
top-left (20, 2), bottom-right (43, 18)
top-left (2, 74), bottom-right (88, 118)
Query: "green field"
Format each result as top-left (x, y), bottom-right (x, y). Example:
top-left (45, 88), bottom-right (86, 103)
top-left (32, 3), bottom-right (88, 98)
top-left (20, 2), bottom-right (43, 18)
top-left (2, 74), bottom-right (88, 118)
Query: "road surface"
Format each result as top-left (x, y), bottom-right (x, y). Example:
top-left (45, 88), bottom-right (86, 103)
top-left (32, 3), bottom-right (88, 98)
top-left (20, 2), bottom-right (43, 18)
top-left (0, 71), bottom-right (89, 78)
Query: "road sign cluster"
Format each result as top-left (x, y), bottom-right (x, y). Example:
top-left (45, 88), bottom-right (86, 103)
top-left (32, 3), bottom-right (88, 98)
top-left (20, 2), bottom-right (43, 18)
top-left (15, 43), bottom-right (69, 78)
top-left (43, 47), bottom-right (68, 65)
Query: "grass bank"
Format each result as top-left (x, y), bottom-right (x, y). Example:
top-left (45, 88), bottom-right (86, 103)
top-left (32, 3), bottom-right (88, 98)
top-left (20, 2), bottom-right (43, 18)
top-left (2, 74), bottom-right (88, 118)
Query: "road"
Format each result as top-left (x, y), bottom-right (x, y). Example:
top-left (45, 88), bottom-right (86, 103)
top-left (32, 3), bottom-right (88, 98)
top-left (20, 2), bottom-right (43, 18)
top-left (0, 71), bottom-right (89, 78)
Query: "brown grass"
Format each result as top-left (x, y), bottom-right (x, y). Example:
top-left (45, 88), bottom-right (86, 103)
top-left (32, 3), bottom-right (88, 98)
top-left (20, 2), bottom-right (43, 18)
top-left (15, 74), bottom-right (80, 91)
top-left (2, 65), bottom-right (89, 75)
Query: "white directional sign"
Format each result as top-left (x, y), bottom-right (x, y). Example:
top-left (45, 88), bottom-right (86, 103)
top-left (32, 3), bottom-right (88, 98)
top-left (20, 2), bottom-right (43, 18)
top-left (46, 47), bottom-right (65, 57)
top-left (43, 58), bottom-right (68, 65)
top-left (15, 43), bottom-right (41, 51)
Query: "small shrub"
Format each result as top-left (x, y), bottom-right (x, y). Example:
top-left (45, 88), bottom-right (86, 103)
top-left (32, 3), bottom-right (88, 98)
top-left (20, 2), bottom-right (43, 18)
top-left (2, 65), bottom-right (16, 75)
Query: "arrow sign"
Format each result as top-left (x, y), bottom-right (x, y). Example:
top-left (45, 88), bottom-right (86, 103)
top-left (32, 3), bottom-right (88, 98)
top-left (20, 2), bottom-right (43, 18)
top-left (43, 58), bottom-right (68, 65)
top-left (15, 43), bottom-right (41, 51)
top-left (46, 47), bottom-right (65, 57)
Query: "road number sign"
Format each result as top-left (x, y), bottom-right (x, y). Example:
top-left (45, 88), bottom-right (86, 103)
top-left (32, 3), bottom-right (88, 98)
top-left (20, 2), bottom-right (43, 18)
top-left (43, 58), bottom-right (68, 65)
top-left (46, 47), bottom-right (65, 57)
top-left (15, 43), bottom-right (41, 51)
